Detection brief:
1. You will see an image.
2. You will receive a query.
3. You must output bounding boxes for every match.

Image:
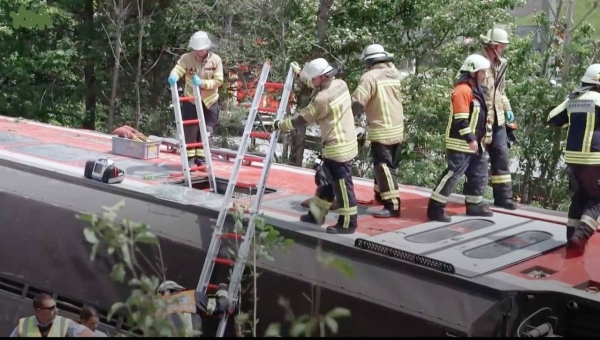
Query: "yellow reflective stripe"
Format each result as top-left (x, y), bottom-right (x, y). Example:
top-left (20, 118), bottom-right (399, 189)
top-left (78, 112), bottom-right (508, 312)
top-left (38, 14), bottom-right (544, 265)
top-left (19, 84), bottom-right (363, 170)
top-left (329, 93), bottom-right (350, 144)
top-left (338, 179), bottom-right (352, 229)
top-left (312, 196), bottom-right (331, 210)
top-left (354, 85), bottom-right (369, 99)
top-left (454, 113), bottom-right (469, 119)
top-left (322, 141), bottom-right (357, 160)
top-left (491, 174), bottom-right (511, 184)
top-left (581, 215), bottom-right (600, 231)
top-left (548, 100), bottom-right (568, 121)
top-left (465, 195), bottom-right (482, 204)
top-left (567, 218), bottom-right (580, 227)
top-left (195, 149), bottom-right (205, 157)
top-left (444, 138), bottom-right (475, 153)
top-left (430, 192), bottom-right (447, 203)
top-left (469, 106), bottom-right (480, 134)
top-left (214, 73), bottom-right (224, 81)
top-left (459, 127), bottom-right (472, 135)
top-left (565, 151), bottom-right (600, 165)
top-left (338, 206), bottom-right (358, 215)
top-left (375, 79), bottom-right (400, 127)
top-left (368, 125), bottom-right (403, 141)
top-left (202, 93), bottom-right (219, 107)
top-left (172, 64), bottom-right (186, 78)
top-left (583, 112), bottom-right (595, 153)
top-left (186, 149), bottom-right (196, 157)
top-left (202, 79), bottom-right (215, 90)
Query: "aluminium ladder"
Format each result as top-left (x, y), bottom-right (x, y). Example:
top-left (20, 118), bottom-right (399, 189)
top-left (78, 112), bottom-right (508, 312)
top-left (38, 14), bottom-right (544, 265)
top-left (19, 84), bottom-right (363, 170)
top-left (195, 62), bottom-right (296, 337)
top-left (169, 83), bottom-right (217, 192)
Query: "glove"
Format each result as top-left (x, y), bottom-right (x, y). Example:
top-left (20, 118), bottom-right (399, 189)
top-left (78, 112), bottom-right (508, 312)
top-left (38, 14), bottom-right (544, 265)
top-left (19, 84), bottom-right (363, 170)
top-left (291, 62), bottom-right (301, 76)
top-left (192, 75), bottom-right (202, 86)
top-left (167, 75), bottom-right (179, 86)
top-left (273, 119), bottom-right (281, 130)
top-left (506, 110), bottom-right (515, 123)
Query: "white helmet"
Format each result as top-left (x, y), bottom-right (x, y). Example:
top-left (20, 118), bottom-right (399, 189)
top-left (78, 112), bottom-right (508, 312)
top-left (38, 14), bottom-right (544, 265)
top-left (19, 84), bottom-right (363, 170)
top-left (157, 280), bottom-right (185, 294)
top-left (581, 64), bottom-right (600, 85)
top-left (188, 31), bottom-right (212, 51)
top-left (300, 58), bottom-right (334, 79)
top-left (480, 24), bottom-right (510, 45)
top-left (460, 54), bottom-right (491, 73)
top-left (360, 44), bottom-right (393, 61)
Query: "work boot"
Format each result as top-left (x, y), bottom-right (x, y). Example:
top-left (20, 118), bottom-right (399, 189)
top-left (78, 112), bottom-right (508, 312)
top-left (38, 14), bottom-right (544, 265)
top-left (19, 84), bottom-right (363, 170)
top-left (494, 199), bottom-right (517, 210)
top-left (466, 203), bottom-right (494, 217)
top-left (427, 201), bottom-right (451, 222)
top-left (300, 212), bottom-right (319, 224)
top-left (374, 192), bottom-right (383, 204)
top-left (567, 225), bottom-right (595, 250)
top-left (326, 225), bottom-right (356, 234)
top-left (566, 226), bottom-right (576, 240)
top-left (187, 157), bottom-right (197, 170)
top-left (369, 208), bottom-right (400, 218)
top-left (195, 157), bottom-right (206, 166)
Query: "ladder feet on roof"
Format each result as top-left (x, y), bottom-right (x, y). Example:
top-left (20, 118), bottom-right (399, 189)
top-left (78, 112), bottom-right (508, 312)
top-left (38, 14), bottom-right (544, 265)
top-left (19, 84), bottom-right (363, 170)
top-left (195, 62), bottom-right (297, 338)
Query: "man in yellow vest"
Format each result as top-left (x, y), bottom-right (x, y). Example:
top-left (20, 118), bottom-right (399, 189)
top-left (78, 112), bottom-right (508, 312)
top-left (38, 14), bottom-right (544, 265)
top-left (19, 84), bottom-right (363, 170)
top-left (10, 293), bottom-right (94, 337)
top-left (157, 280), bottom-right (230, 336)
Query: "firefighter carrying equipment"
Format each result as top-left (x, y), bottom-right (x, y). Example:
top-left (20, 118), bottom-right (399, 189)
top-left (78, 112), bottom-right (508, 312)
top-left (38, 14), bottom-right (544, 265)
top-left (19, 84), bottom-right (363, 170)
top-left (274, 59), bottom-right (358, 234)
top-left (17, 315), bottom-right (71, 337)
top-left (352, 44), bottom-right (403, 218)
top-left (169, 35), bottom-right (224, 165)
top-left (429, 58), bottom-right (493, 222)
top-left (548, 66), bottom-right (600, 249)
top-left (158, 280), bottom-right (230, 336)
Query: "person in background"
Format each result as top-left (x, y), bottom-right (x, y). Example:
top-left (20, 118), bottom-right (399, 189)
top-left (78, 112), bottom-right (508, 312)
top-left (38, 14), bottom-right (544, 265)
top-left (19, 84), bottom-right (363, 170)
top-left (168, 31), bottom-right (224, 167)
top-left (80, 306), bottom-right (108, 337)
top-left (10, 293), bottom-right (94, 337)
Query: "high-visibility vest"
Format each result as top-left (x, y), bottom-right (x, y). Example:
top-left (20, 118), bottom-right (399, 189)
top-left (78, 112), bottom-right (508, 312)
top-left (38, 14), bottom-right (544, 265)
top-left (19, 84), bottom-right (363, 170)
top-left (18, 315), bottom-right (71, 337)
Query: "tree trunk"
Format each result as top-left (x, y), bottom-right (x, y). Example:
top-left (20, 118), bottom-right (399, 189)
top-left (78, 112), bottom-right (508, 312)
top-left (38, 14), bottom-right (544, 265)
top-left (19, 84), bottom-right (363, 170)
top-left (288, 0), bottom-right (334, 167)
top-left (561, 0), bottom-right (574, 79)
top-left (108, 0), bottom-right (125, 133)
top-left (82, 0), bottom-right (96, 130)
top-left (134, 0), bottom-right (144, 130)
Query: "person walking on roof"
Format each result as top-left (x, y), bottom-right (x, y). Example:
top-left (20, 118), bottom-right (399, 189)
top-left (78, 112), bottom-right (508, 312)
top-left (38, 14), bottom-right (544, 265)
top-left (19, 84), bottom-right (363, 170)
top-left (10, 293), bottom-right (94, 337)
top-left (157, 280), bottom-right (230, 337)
top-left (351, 44), bottom-right (404, 218)
top-left (273, 58), bottom-right (359, 234)
top-left (547, 64), bottom-right (600, 250)
top-left (479, 25), bottom-right (518, 210)
top-left (427, 54), bottom-right (495, 222)
top-left (168, 31), bottom-right (224, 168)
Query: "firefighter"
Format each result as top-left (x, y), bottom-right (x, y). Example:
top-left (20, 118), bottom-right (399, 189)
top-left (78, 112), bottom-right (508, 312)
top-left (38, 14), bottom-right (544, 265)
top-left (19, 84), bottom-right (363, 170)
top-left (427, 54), bottom-right (494, 222)
top-left (547, 64), bottom-right (600, 250)
top-left (351, 44), bottom-right (404, 218)
top-left (273, 58), bottom-right (359, 234)
top-left (479, 25), bottom-right (518, 210)
top-left (157, 280), bottom-right (230, 336)
top-left (168, 31), bottom-right (224, 167)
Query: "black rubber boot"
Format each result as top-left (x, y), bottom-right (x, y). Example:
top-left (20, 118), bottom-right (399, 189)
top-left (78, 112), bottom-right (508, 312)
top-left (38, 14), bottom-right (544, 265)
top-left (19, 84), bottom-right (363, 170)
top-left (326, 226), bottom-right (356, 234)
top-left (494, 199), bottom-right (517, 210)
top-left (300, 212), bottom-right (319, 224)
top-left (187, 157), bottom-right (197, 169)
top-left (195, 157), bottom-right (206, 166)
top-left (566, 226), bottom-right (576, 240)
top-left (374, 192), bottom-right (383, 204)
top-left (466, 203), bottom-right (494, 217)
top-left (427, 200), bottom-right (451, 222)
top-left (568, 225), bottom-right (595, 250)
top-left (369, 208), bottom-right (400, 218)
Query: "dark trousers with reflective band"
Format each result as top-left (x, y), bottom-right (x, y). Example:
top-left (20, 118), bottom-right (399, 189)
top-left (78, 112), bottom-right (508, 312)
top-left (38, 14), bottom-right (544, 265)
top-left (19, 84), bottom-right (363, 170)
top-left (487, 125), bottom-right (512, 202)
top-left (181, 102), bottom-right (219, 158)
top-left (429, 150), bottom-right (488, 206)
top-left (310, 159), bottom-right (358, 230)
top-left (371, 142), bottom-right (400, 211)
top-left (567, 165), bottom-right (600, 234)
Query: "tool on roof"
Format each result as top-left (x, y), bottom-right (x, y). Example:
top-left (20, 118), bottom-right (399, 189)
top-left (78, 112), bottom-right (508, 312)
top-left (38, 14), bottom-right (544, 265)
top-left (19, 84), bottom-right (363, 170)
top-left (195, 62), bottom-right (295, 337)
top-left (169, 83), bottom-right (217, 191)
top-left (83, 157), bottom-right (125, 184)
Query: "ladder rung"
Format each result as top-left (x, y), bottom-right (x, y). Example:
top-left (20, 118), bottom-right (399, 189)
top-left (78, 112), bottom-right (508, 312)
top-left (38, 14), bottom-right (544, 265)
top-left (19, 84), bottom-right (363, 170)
top-left (220, 233), bottom-right (244, 240)
top-left (264, 82), bottom-right (284, 89)
top-left (169, 171), bottom-right (208, 178)
top-left (215, 258), bottom-right (235, 266)
top-left (183, 119), bottom-right (199, 125)
top-left (180, 96), bottom-right (195, 102)
top-left (190, 165), bottom-right (207, 172)
top-left (258, 107), bottom-right (277, 113)
top-left (207, 284), bottom-right (218, 290)
top-left (186, 142), bottom-right (203, 148)
top-left (249, 132), bottom-right (271, 139)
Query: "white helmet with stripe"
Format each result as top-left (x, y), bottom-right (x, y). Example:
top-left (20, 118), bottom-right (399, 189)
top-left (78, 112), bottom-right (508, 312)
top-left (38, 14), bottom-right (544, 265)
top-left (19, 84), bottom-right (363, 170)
top-left (300, 58), bottom-right (334, 79)
top-left (581, 64), bottom-right (600, 85)
top-left (460, 54), bottom-right (491, 73)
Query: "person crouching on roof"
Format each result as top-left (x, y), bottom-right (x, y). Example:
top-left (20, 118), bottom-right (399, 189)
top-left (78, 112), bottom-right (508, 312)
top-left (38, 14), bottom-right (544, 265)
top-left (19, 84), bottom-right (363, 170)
top-left (547, 64), bottom-right (600, 250)
top-left (167, 31), bottom-right (224, 168)
top-left (273, 58), bottom-right (359, 235)
top-left (157, 280), bottom-right (230, 337)
top-left (427, 54), bottom-right (495, 222)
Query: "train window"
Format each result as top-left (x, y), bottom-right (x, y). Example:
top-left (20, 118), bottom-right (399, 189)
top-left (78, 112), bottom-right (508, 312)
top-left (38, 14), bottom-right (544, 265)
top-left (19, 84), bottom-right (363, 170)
top-left (405, 219), bottom-right (494, 244)
top-left (463, 231), bottom-right (553, 259)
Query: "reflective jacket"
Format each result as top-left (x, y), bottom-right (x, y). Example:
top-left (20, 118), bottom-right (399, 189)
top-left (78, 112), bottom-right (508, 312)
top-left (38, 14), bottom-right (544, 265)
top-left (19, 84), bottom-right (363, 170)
top-left (445, 81), bottom-right (489, 153)
top-left (480, 50), bottom-right (512, 126)
top-left (547, 90), bottom-right (600, 165)
top-left (279, 78), bottom-right (358, 162)
top-left (351, 62), bottom-right (404, 145)
top-left (18, 316), bottom-right (70, 337)
top-left (169, 52), bottom-right (224, 108)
